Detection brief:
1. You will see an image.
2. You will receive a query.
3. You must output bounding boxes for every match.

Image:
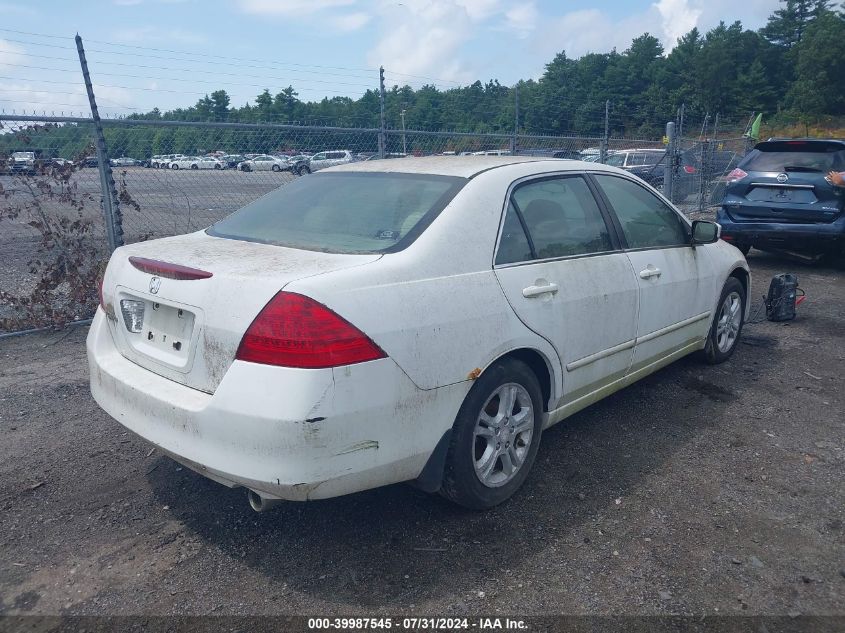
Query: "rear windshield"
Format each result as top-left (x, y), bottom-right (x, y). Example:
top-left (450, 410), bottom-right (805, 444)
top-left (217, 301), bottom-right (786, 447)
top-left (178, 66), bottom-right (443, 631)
top-left (741, 145), bottom-right (845, 172)
top-left (207, 172), bottom-right (466, 254)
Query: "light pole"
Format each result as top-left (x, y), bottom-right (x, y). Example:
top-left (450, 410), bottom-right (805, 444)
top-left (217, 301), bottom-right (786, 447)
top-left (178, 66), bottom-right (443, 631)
top-left (400, 108), bottom-right (407, 155)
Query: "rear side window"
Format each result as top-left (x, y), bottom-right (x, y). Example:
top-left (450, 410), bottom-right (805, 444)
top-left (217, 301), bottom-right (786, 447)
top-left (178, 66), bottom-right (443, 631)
top-left (208, 172), bottom-right (465, 254)
top-left (741, 145), bottom-right (845, 172)
top-left (496, 176), bottom-right (613, 264)
top-left (594, 175), bottom-right (689, 249)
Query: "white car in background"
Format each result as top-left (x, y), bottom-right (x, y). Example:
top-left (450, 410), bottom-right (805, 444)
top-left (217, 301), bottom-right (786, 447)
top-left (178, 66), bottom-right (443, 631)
top-left (89, 157), bottom-right (749, 511)
top-left (308, 150), bottom-right (354, 172)
top-left (238, 154), bottom-right (289, 172)
top-left (170, 156), bottom-right (222, 170)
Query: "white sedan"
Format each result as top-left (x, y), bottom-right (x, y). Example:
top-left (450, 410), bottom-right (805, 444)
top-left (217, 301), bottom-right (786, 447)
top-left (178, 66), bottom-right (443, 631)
top-left (170, 156), bottom-right (222, 170)
top-left (238, 154), bottom-right (289, 172)
top-left (88, 157), bottom-right (749, 511)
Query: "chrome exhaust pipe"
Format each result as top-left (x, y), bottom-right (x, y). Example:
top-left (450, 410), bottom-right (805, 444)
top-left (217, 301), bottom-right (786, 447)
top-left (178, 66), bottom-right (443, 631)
top-left (247, 489), bottom-right (284, 512)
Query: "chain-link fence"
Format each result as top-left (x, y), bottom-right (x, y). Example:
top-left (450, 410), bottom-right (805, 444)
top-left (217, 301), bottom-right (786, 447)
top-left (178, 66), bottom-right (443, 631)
top-left (1, 113), bottom-right (750, 333)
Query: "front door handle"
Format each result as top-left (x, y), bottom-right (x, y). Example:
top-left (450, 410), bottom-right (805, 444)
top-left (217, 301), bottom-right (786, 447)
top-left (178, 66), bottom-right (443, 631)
top-left (639, 266), bottom-right (662, 279)
top-left (523, 282), bottom-right (559, 298)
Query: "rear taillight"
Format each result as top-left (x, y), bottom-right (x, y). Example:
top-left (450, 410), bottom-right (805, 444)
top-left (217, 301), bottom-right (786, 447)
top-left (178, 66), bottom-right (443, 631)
top-left (236, 291), bottom-right (386, 369)
top-left (128, 256), bottom-right (213, 280)
top-left (683, 165), bottom-right (696, 174)
top-left (726, 168), bottom-right (748, 182)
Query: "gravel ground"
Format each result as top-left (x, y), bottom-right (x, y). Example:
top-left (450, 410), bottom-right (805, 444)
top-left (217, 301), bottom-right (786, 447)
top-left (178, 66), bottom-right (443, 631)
top-left (0, 251), bottom-right (843, 621)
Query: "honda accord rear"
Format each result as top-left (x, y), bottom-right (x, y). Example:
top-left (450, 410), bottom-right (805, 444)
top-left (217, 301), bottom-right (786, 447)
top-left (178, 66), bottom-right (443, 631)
top-left (716, 139), bottom-right (845, 256)
top-left (88, 169), bottom-right (479, 504)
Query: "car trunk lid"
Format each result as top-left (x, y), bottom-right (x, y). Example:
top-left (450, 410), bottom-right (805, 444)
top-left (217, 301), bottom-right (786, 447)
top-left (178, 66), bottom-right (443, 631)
top-left (101, 231), bottom-right (381, 393)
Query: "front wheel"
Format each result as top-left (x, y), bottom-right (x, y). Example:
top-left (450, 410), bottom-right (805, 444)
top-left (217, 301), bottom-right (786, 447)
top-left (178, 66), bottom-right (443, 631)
top-left (171, 164), bottom-right (179, 170)
top-left (297, 165), bottom-right (311, 176)
top-left (191, 164), bottom-right (199, 170)
top-left (272, 164), bottom-right (281, 172)
top-left (701, 277), bottom-right (745, 364)
top-left (441, 359), bottom-right (543, 510)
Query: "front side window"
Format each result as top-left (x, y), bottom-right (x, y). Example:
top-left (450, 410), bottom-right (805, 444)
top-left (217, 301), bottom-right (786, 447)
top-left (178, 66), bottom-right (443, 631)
top-left (496, 176), bottom-right (613, 264)
top-left (594, 175), bottom-right (689, 249)
top-left (606, 154), bottom-right (625, 167)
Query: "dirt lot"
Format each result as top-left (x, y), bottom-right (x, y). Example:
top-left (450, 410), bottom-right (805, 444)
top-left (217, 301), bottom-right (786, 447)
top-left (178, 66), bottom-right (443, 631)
top-left (0, 251), bottom-right (843, 620)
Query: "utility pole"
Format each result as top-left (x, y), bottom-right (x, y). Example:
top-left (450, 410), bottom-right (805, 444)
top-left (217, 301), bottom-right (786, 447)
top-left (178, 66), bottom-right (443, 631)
top-left (664, 121), bottom-right (675, 202)
top-left (400, 108), bottom-right (407, 155)
top-left (75, 34), bottom-right (123, 251)
top-left (600, 100), bottom-right (610, 164)
top-left (378, 66), bottom-right (386, 159)
top-left (511, 84), bottom-right (519, 155)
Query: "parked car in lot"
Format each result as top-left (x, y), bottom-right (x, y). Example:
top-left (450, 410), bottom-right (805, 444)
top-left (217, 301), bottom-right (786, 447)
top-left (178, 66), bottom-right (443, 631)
top-left (238, 154), bottom-right (289, 172)
top-left (151, 154), bottom-right (181, 169)
top-left (8, 151), bottom-right (39, 173)
top-left (111, 157), bottom-right (140, 167)
top-left (89, 157), bottom-right (748, 511)
top-left (78, 156), bottom-right (99, 168)
top-left (606, 148), bottom-right (700, 199)
top-left (717, 138), bottom-right (845, 257)
top-left (552, 149), bottom-right (582, 160)
top-left (169, 156), bottom-right (222, 170)
top-left (308, 150), bottom-right (354, 172)
top-left (218, 154), bottom-right (246, 169)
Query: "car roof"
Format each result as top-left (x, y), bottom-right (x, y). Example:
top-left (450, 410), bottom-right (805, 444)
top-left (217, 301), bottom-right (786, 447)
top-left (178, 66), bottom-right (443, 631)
top-left (325, 155), bottom-right (615, 178)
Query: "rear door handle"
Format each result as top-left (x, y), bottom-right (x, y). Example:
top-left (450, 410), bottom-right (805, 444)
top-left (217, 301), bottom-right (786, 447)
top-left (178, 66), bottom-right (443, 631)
top-left (639, 267), bottom-right (662, 279)
top-left (522, 283), bottom-right (559, 298)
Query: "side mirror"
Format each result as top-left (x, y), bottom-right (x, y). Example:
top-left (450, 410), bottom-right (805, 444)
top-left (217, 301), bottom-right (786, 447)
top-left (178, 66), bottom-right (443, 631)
top-left (691, 220), bottom-right (720, 245)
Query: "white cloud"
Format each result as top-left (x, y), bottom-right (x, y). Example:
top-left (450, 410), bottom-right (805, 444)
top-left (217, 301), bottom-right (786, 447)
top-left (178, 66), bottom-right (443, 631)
top-left (454, 0), bottom-right (500, 21)
top-left (0, 39), bottom-right (25, 69)
top-left (654, 0), bottom-right (702, 47)
top-left (504, 2), bottom-right (538, 38)
top-left (238, 0), bottom-right (356, 16)
top-left (366, 0), bottom-right (482, 84)
top-left (331, 12), bottom-right (371, 31)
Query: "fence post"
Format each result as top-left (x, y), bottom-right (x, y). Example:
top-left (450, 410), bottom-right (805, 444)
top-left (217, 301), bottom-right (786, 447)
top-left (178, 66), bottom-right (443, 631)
top-left (75, 34), bottom-right (123, 251)
top-left (378, 66), bottom-right (386, 159)
top-left (600, 100), bottom-right (609, 164)
top-left (511, 84), bottom-right (519, 155)
top-left (664, 121), bottom-right (675, 202)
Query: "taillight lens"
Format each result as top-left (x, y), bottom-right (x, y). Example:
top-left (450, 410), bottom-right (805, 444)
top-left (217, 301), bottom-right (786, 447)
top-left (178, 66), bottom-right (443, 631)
top-left (726, 168), bottom-right (748, 182)
top-left (236, 292), bottom-right (386, 369)
top-left (683, 165), bottom-right (696, 174)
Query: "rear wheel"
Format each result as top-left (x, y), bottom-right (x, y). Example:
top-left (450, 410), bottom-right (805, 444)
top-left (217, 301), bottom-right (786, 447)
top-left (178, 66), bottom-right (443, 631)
top-left (272, 164), bottom-right (281, 172)
top-left (441, 359), bottom-right (543, 510)
top-left (171, 164), bottom-right (179, 170)
top-left (297, 165), bottom-right (311, 176)
top-left (191, 164), bottom-right (199, 170)
top-left (701, 277), bottom-right (745, 364)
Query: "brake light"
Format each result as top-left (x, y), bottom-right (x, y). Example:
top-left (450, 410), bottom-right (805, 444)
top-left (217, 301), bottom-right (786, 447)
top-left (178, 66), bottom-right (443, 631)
top-left (726, 168), bottom-right (748, 182)
top-left (128, 256), bottom-right (213, 280)
top-left (683, 165), bottom-right (696, 174)
top-left (236, 292), bottom-right (386, 368)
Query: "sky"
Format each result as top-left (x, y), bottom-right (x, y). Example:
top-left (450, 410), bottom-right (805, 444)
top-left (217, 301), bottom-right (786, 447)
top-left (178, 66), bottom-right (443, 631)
top-left (0, 0), bottom-right (782, 117)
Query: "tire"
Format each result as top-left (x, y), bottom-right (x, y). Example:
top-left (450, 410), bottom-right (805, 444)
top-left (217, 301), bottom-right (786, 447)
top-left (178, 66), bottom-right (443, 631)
top-left (191, 164), bottom-right (199, 170)
top-left (298, 165), bottom-right (311, 176)
top-left (171, 164), bottom-right (179, 170)
top-left (214, 164), bottom-right (221, 170)
top-left (441, 358), bottom-right (543, 510)
top-left (701, 277), bottom-right (746, 365)
top-left (272, 164), bottom-right (281, 172)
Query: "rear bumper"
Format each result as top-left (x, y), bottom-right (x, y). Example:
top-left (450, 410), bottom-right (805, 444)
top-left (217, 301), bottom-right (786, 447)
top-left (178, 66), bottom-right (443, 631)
top-left (87, 310), bottom-right (467, 501)
top-left (717, 208), bottom-right (845, 252)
